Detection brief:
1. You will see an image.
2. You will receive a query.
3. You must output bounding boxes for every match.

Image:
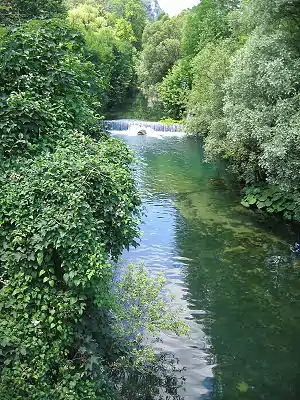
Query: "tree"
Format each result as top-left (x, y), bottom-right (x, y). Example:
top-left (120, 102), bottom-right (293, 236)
top-left (124, 0), bottom-right (147, 49)
top-left (137, 14), bottom-right (184, 93)
top-left (181, 0), bottom-right (239, 57)
top-left (67, 2), bottom-right (136, 108)
top-left (185, 39), bottom-right (237, 141)
top-left (158, 59), bottom-right (191, 120)
top-left (221, 29), bottom-right (300, 188)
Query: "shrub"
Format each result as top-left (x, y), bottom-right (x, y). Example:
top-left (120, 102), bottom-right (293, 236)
top-left (0, 134), bottom-right (141, 398)
top-left (241, 185), bottom-right (300, 221)
top-left (0, 19), bottom-right (103, 157)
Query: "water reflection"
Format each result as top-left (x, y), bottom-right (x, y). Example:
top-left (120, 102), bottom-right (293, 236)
top-left (114, 133), bottom-right (300, 399)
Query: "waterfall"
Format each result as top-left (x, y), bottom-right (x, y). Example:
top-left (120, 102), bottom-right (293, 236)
top-left (102, 119), bottom-right (184, 133)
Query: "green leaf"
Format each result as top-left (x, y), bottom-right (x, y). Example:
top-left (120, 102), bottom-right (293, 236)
top-left (37, 252), bottom-right (44, 266)
top-left (256, 201), bottom-right (266, 209)
top-left (20, 347), bottom-right (27, 356)
top-left (257, 193), bottom-right (268, 202)
top-left (237, 381), bottom-right (248, 393)
top-left (246, 195), bottom-right (256, 205)
top-left (264, 199), bottom-right (273, 207)
top-left (241, 200), bottom-right (249, 208)
top-left (286, 203), bottom-right (295, 211)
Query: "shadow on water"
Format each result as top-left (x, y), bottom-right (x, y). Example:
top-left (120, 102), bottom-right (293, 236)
top-left (114, 132), bottom-right (300, 400)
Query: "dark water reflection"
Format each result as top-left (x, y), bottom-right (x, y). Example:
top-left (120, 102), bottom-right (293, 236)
top-left (114, 132), bottom-right (300, 399)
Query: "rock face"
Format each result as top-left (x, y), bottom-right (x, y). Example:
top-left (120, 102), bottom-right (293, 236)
top-left (142, 0), bottom-right (162, 20)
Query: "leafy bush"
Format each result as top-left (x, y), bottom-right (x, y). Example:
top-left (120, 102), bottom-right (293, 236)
top-left (110, 264), bottom-right (188, 399)
top-left (241, 185), bottom-right (300, 221)
top-left (0, 19), bottom-right (103, 157)
top-left (160, 117), bottom-right (184, 125)
top-left (0, 134), bottom-right (141, 398)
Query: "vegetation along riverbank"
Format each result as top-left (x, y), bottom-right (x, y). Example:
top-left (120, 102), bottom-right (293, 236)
top-left (137, 0), bottom-right (300, 222)
top-left (0, 1), bottom-right (187, 398)
top-left (0, 0), bottom-right (299, 398)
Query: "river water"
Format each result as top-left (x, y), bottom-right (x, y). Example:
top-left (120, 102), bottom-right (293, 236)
top-left (111, 127), bottom-right (300, 400)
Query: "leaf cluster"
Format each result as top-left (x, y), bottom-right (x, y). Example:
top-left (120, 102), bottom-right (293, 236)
top-left (241, 185), bottom-right (300, 221)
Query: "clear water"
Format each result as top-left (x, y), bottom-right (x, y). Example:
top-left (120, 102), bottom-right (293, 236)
top-left (113, 130), bottom-right (300, 400)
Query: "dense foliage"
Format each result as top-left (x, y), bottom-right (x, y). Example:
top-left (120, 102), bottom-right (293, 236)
top-left (0, 1), bottom-right (187, 398)
top-left (158, 59), bottom-right (191, 120)
top-left (0, 19), bottom-right (102, 157)
top-left (0, 134), bottom-right (141, 398)
top-left (138, 0), bottom-right (300, 221)
top-left (137, 13), bottom-right (185, 98)
top-left (0, 0), bottom-right (65, 24)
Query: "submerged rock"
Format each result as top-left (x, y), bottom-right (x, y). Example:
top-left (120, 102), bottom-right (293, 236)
top-left (291, 242), bottom-right (300, 257)
top-left (137, 129), bottom-right (147, 135)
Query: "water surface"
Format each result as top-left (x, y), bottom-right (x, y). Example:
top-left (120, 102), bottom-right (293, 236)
top-left (113, 131), bottom-right (300, 399)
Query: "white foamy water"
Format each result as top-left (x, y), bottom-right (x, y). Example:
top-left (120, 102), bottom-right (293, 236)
top-left (104, 118), bottom-right (185, 138)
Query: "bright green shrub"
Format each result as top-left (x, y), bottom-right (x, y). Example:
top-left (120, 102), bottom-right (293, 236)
top-left (0, 19), bottom-right (103, 157)
top-left (111, 263), bottom-right (188, 399)
top-left (0, 134), bottom-right (141, 398)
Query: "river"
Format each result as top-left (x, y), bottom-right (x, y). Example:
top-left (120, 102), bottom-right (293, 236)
top-left (110, 123), bottom-right (300, 400)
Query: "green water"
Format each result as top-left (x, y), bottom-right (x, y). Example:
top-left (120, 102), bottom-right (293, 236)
top-left (115, 132), bottom-right (300, 399)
